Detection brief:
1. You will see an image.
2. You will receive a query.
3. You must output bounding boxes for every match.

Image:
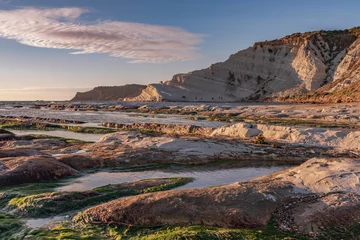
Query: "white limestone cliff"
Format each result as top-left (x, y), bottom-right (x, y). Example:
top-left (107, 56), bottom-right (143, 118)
top-left (127, 29), bottom-right (360, 102)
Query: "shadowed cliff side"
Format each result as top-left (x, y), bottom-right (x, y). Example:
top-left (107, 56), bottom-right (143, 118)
top-left (71, 84), bottom-right (146, 101)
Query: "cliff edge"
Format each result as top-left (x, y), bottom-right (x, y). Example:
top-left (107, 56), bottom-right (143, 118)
top-left (71, 84), bottom-right (146, 101)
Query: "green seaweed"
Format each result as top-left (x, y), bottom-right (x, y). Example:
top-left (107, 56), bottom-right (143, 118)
top-left (25, 218), bottom-right (306, 240)
top-left (0, 182), bottom-right (61, 209)
top-left (7, 178), bottom-right (193, 218)
top-left (0, 213), bottom-right (25, 240)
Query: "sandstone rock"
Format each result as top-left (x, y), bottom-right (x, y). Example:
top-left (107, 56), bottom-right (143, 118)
top-left (276, 192), bottom-right (360, 234)
top-left (210, 122), bottom-right (360, 150)
top-left (211, 123), bottom-right (262, 138)
top-left (0, 148), bottom-right (44, 158)
top-left (78, 158), bottom-right (360, 234)
top-left (57, 155), bottom-right (119, 171)
top-left (79, 180), bottom-right (295, 228)
top-left (276, 158), bottom-right (360, 193)
top-left (0, 156), bottom-right (78, 187)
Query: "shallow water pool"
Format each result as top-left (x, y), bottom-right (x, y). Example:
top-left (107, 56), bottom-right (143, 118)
top-left (9, 129), bottom-right (103, 142)
top-left (57, 166), bottom-right (289, 192)
top-left (25, 215), bottom-right (68, 229)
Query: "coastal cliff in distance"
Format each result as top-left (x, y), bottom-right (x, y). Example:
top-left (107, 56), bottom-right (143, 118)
top-left (71, 84), bottom-right (146, 101)
top-left (126, 27), bottom-right (360, 103)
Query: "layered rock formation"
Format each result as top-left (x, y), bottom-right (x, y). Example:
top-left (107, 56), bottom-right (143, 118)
top-left (282, 33), bottom-right (360, 103)
top-left (128, 27), bottom-right (360, 102)
top-left (71, 84), bottom-right (146, 101)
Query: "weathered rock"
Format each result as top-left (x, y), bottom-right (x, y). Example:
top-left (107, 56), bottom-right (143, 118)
top-left (78, 158), bottom-right (360, 234)
top-left (57, 155), bottom-right (119, 171)
top-left (0, 148), bottom-right (44, 158)
top-left (275, 192), bottom-right (360, 234)
top-left (210, 122), bottom-right (360, 150)
top-left (0, 156), bottom-right (78, 187)
top-left (71, 85), bottom-right (146, 101)
top-left (101, 122), bottom-right (214, 136)
top-left (79, 179), bottom-right (295, 228)
top-left (211, 123), bottom-right (261, 138)
top-left (0, 134), bottom-right (16, 141)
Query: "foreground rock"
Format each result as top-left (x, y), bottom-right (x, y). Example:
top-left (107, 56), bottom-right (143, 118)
top-left (0, 138), bottom-right (83, 187)
top-left (79, 178), bottom-right (293, 228)
top-left (0, 156), bottom-right (78, 187)
top-left (79, 158), bottom-right (360, 235)
top-left (7, 178), bottom-right (192, 218)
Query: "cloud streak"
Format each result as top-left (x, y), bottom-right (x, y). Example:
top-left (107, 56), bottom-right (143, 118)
top-left (0, 7), bottom-right (204, 63)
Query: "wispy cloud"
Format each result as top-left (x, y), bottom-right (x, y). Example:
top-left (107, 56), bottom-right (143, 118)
top-left (0, 7), bottom-right (204, 63)
top-left (0, 0), bottom-right (13, 5)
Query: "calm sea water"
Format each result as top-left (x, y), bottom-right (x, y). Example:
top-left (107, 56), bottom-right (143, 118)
top-left (57, 166), bottom-right (288, 192)
top-left (0, 101), bottom-right (238, 128)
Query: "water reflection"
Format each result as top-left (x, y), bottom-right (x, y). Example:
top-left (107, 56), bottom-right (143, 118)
top-left (58, 166), bottom-right (289, 192)
top-left (25, 215), bottom-right (68, 229)
top-left (9, 129), bottom-right (103, 142)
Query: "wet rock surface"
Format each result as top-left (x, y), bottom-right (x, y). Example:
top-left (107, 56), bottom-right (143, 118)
top-left (7, 178), bottom-right (190, 218)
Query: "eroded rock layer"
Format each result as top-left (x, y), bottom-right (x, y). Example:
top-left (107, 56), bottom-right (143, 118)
top-left (71, 84), bottom-right (146, 101)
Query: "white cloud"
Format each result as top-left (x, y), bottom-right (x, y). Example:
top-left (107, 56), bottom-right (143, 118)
top-left (0, 7), bottom-right (204, 63)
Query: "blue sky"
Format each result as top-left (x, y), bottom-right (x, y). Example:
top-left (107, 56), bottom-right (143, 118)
top-left (0, 0), bottom-right (359, 100)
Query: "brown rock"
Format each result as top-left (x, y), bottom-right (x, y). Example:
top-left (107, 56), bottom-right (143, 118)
top-left (0, 156), bottom-right (78, 187)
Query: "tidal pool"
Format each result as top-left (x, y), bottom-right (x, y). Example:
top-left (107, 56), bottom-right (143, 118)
top-left (25, 215), bottom-right (68, 228)
top-left (57, 166), bottom-right (289, 192)
top-left (25, 165), bottom-right (289, 229)
top-left (9, 129), bottom-right (103, 142)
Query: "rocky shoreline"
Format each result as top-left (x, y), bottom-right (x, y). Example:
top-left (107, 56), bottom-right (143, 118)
top-left (1, 103), bottom-right (360, 239)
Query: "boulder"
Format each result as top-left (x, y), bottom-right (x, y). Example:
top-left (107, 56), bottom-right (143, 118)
top-left (0, 156), bottom-right (78, 187)
top-left (211, 123), bottom-right (262, 138)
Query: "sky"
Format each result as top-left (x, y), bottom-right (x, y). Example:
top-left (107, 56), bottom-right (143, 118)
top-left (0, 0), bottom-right (360, 100)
